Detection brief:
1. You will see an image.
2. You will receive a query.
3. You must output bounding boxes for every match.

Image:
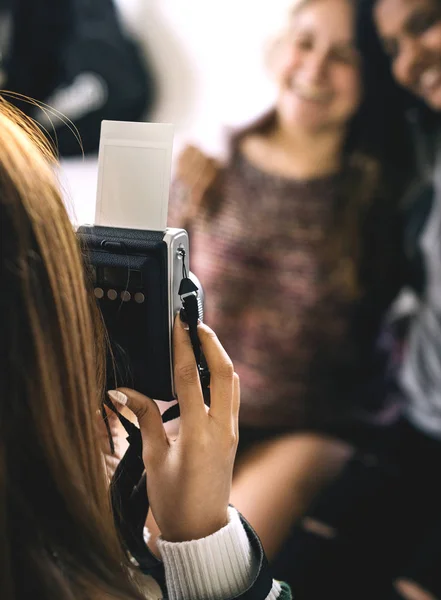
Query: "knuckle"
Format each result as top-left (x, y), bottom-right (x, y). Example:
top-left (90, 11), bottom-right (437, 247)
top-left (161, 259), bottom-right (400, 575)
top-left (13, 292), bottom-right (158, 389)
top-left (218, 427), bottom-right (238, 453)
top-left (213, 360), bottom-right (234, 380)
top-left (228, 429), bottom-right (239, 449)
top-left (175, 362), bottom-right (199, 385)
top-left (134, 402), bottom-right (150, 423)
top-left (199, 325), bottom-right (217, 341)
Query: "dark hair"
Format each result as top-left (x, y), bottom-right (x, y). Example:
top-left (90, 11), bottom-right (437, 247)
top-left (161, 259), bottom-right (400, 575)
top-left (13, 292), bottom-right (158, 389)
top-left (0, 100), bottom-right (145, 600)
top-left (355, 0), bottom-right (439, 150)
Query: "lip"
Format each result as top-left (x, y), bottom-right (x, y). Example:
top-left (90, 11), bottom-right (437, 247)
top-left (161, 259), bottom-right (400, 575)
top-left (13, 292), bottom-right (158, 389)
top-left (288, 81), bottom-right (331, 104)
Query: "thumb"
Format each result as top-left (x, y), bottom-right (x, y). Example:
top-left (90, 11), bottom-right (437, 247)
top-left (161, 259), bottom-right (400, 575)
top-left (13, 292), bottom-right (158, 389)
top-left (108, 389), bottom-right (169, 458)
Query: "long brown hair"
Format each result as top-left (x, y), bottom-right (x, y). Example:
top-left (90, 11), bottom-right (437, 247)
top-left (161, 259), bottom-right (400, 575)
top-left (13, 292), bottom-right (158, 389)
top-left (0, 99), bottom-right (146, 599)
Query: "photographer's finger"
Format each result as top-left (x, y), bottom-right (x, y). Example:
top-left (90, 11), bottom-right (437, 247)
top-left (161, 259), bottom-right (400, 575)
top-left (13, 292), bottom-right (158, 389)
top-left (109, 388), bottom-right (168, 456)
top-left (197, 323), bottom-right (235, 422)
top-left (173, 316), bottom-right (205, 417)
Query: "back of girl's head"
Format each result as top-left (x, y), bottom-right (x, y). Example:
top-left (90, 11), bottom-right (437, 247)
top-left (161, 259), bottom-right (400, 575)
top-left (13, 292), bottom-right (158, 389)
top-left (0, 100), bottom-right (143, 599)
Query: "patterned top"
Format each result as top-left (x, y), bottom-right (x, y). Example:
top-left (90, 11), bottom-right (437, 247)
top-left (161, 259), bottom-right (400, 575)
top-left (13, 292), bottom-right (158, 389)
top-left (169, 149), bottom-right (377, 430)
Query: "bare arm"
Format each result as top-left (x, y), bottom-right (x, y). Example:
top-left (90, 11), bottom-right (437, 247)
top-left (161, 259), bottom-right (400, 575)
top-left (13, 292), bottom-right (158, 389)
top-left (231, 432), bottom-right (354, 560)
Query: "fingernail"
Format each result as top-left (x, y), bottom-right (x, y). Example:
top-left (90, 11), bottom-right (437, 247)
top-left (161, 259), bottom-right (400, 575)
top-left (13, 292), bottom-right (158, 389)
top-left (179, 308), bottom-right (190, 330)
top-left (108, 390), bottom-right (128, 406)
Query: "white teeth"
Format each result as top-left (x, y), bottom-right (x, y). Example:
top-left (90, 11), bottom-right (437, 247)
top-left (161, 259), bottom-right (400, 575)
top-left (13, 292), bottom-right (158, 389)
top-left (290, 79), bottom-right (328, 101)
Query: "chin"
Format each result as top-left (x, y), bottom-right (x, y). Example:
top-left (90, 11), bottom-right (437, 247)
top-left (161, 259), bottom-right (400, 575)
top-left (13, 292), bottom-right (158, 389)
top-left (285, 114), bottom-right (325, 132)
top-left (421, 87), bottom-right (441, 112)
top-left (281, 104), bottom-right (326, 129)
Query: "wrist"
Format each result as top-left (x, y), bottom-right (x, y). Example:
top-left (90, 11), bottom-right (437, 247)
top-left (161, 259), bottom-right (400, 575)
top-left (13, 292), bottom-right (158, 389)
top-left (161, 510), bottom-right (229, 543)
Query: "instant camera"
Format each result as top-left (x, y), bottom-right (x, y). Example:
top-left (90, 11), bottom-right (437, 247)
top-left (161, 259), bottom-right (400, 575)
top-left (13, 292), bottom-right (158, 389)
top-left (77, 121), bottom-right (203, 401)
top-left (77, 120), bottom-right (208, 573)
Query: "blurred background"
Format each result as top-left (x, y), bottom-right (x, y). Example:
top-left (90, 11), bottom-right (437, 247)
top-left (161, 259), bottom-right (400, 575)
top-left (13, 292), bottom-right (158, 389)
top-left (8, 0), bottom-right (294, 225)
top-left (113, 0), bottom-right (285, 153)
top-left (3, 2), bottom-right (438, 595)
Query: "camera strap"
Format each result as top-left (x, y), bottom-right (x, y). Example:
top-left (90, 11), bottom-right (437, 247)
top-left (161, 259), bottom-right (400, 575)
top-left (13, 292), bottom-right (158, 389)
top-left (161, 252), bottom-right (211, 424)
top-left (105, 257), bottom-right (210, 573)
top-left (105, 407), bottom-right (162, 574)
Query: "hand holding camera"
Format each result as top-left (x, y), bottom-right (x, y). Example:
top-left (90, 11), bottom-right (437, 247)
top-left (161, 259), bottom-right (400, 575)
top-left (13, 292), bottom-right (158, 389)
top-left (115, 317), bottom-right (239, 543)
top-left (81, 120), bottom-right (237, 560)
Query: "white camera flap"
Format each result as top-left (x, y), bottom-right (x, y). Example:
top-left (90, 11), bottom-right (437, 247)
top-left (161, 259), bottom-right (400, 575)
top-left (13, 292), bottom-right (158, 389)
top-left (95, 120), bottom-right (174, 231)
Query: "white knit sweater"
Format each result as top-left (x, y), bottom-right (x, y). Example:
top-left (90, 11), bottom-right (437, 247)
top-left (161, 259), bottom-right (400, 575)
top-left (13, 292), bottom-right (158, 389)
top-left (156, 507), bottom-right (282, 600)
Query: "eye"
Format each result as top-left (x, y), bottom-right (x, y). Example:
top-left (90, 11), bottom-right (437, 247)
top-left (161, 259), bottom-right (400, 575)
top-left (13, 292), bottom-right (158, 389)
top-left (331, 46), bottom-right (359, 66)
top-left (381, 8), bottom-right (441, 62)
top-left (408, 9), bottom-right (441, 36)
top-left (290, 33), bottom-right (314, 51)
top-left (297, 37), bottom-right (313, 50)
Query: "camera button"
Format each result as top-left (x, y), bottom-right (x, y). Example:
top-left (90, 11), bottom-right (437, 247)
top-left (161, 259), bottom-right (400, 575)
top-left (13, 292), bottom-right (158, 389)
top-left (107, 289), bottom-right (118, 301)
top-left (121, 291), bottom-right (131, 302)
top-left (101, 240), bottom-right (125, 251)
top-left (94, 287), bottom-right (104, 299)
top-left (134, 292), bottom-right (145, 304)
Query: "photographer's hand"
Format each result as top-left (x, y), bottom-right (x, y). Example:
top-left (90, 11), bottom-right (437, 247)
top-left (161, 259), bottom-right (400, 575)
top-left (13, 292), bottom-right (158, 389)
top-left (116, 317), bottom-right (239, 542)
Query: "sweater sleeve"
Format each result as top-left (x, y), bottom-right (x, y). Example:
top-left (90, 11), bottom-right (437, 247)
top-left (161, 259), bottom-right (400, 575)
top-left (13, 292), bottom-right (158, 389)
top-left (156, 507), bottom-right (290, 600)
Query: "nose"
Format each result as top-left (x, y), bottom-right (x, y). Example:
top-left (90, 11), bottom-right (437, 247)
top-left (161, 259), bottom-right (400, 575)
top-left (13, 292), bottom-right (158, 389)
top-left (302, 52), bottom-right (328, 84)
top-left (393, 36), bottom-right (426, 91)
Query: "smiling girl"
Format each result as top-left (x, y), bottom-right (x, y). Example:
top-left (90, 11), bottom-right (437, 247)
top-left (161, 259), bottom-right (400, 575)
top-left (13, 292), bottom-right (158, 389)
top-left (167, 0), bottom-right (412, 564)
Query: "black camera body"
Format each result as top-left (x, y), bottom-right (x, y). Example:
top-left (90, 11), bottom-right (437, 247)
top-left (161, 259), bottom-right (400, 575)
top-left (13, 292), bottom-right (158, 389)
top-left (76, 120), bottom-right (206, 402)
top-left (78, 224), bottom-right (202, 401)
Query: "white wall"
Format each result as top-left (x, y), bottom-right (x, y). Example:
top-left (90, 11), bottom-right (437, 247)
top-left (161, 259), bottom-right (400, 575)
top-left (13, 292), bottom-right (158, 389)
top-left (115, 0), bottom-right (291, 156)
top-left (62, 0), bottom-right (291, 225)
